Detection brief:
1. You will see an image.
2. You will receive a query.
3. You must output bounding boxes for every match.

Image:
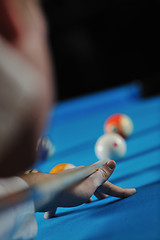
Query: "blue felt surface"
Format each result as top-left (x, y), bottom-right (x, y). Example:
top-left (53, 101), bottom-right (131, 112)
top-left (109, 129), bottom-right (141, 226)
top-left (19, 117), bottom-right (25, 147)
top-left (49, 83), bottom-right (141, 122)
top-left (41, 94), bottom-right (160, 157)
top-left (36, 182), bottom-right (160, 240)
top-left (35, 84), bottom-right (160, 240)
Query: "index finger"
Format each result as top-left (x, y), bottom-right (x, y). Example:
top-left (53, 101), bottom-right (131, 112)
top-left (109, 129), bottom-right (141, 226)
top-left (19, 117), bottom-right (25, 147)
top-left (97, 181), bottom-right (136, 198)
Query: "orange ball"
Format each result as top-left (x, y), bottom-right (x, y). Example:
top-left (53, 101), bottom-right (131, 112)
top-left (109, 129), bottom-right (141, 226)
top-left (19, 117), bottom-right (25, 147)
top-left (50, 163), bottom-right (76, 174)
top-left (104, 113), bottom-right (133, 138)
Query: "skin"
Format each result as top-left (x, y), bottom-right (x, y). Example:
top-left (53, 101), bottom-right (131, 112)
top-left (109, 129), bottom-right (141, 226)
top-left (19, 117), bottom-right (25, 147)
top-left (0, 0), bottom-right (54, 176)
top-left (0, 0), bottom-right (136, 218)
top-left (20, 160), bottom-right (136, 218)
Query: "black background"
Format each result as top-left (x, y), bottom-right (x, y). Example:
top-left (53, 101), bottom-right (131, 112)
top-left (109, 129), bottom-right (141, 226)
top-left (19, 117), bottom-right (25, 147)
top-left (41, 0), bottom-right (160, 101)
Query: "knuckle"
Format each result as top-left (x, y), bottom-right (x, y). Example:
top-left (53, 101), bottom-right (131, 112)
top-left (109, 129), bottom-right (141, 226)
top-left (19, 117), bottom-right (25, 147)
top-left (122, 189), bottom-right (129, 198)
top-left (98, 167), bottom-right (109, 179)
top-left (122, 189), bottom-right (126, 198)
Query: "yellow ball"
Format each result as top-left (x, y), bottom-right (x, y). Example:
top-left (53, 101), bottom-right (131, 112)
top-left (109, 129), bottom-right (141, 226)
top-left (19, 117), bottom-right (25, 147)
top-left (50, 163), bottom-right (76, 174)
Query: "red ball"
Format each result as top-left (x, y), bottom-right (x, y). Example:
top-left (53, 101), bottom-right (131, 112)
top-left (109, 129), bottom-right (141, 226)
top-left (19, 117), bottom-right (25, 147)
top-left (104, 113), bottom-right (133, 138)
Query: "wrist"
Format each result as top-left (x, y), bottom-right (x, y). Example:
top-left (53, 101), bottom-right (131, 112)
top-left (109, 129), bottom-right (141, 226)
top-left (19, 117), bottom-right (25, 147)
top-left (19, 171), bottom-right (58, 212)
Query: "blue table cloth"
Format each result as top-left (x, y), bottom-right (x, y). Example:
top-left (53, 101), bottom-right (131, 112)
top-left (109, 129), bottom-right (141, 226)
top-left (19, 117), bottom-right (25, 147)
top-left (35, 83), bottom-right (160, 240)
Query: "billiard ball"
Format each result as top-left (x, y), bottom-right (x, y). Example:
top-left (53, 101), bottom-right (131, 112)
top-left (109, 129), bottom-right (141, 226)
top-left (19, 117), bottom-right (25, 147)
top-left (50, 163), bottom-right (76, 174)
top-left (95, 133), bottom-right (127, 161)
top-left (37, 136), bottom-right (55, 161)
top-left (104, 113), bottom-right (133, 138)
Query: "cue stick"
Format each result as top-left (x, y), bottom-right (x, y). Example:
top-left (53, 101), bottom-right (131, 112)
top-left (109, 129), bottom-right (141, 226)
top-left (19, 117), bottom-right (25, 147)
top-left (0, 158), bottom-right (109, 212)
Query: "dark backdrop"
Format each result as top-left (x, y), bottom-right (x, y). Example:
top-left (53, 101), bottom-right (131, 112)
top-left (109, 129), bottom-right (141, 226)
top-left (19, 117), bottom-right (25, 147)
top-left (41, 0), bottom-right (160, 101)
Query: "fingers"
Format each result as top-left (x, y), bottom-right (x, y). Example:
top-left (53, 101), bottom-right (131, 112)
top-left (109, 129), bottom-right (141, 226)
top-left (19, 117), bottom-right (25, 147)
top-left (44, 208), bottom-right (57, 219)
top-left (94, 190), bottom-right (108, 200)
top-left (90, 160), bottom-right (116, 189)
top-left (98, 181), bottom-right (136, 198)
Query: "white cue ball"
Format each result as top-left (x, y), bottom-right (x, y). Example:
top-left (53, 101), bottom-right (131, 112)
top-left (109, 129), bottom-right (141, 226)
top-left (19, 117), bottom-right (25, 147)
top-left (95, 133), bottom-right (127, 161)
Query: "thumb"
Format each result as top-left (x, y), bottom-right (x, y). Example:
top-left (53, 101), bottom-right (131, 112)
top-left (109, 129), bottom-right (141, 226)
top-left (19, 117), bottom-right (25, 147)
top-left (90, 160), bottom-right (116, 189)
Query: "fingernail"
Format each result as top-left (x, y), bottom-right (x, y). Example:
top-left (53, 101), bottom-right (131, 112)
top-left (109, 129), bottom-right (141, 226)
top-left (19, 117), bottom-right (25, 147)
top-left (107, 160), bottom-right (116, 170)
top-left (125, 188), bottom-right (136, 197)
top-left (44, 212), bottom-right (49, 219)
top-left (129, 188), bottom-right (136, 195)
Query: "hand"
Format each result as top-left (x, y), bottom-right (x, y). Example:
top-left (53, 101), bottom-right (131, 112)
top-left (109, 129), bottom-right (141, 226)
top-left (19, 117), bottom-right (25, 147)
top-left (20, 160), bottom-right (136, 218)
top-left (42, 160), bottom-right (136, 219)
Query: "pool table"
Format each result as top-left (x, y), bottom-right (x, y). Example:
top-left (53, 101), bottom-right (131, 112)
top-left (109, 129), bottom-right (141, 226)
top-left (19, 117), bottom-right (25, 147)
top-left (35, 83), bottom-right (160, 240)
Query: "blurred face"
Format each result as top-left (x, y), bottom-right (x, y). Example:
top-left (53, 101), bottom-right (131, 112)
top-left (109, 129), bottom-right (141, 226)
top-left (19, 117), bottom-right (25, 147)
top-left (0, 0), bottom-right (55, 177)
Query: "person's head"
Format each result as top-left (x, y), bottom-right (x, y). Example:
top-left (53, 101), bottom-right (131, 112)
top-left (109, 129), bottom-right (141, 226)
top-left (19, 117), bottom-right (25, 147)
top-left (0, 0), bottom-right (55, 177)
